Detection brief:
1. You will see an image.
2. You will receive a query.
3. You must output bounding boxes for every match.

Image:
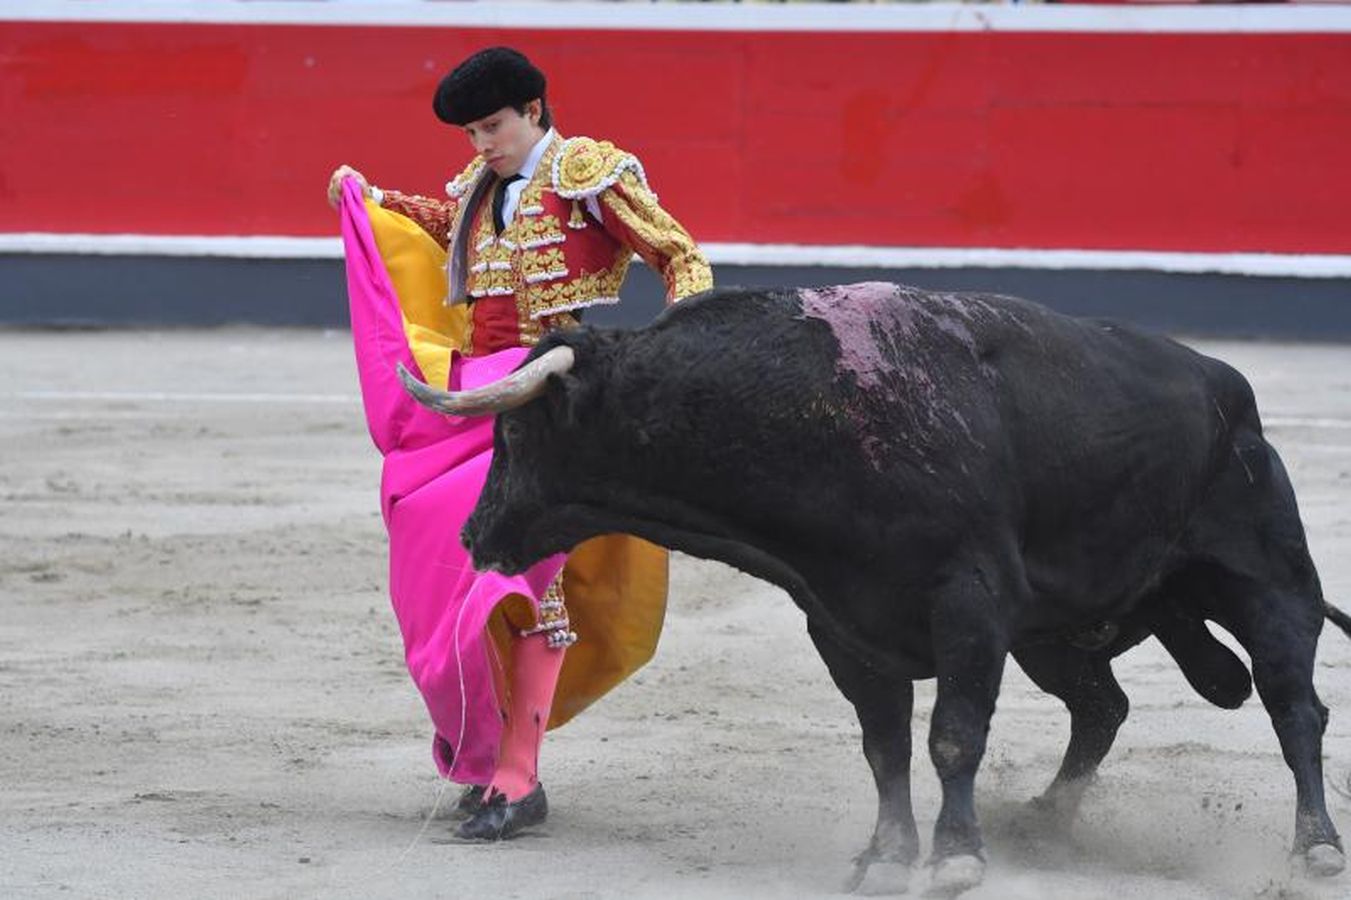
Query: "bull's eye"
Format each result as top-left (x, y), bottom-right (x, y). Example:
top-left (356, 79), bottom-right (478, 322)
top-left (501, 420), bottom-right (523, 444)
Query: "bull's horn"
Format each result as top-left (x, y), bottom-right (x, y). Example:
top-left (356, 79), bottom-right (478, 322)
top-left (396, 345), bottom-right (576, 417)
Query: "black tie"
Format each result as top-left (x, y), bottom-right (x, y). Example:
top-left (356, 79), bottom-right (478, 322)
top-left (492, 174), bottom-right (524, 234)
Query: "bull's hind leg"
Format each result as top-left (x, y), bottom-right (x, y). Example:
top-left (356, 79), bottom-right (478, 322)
top-left (807, 621), bottom-right (919, 895)
top-left (1013, 644), bottom-right (1128, 830)
top-left (1195, 439), bottom-right (1344, 875)
top-left (1222, 576), bottom-right (1344, 875)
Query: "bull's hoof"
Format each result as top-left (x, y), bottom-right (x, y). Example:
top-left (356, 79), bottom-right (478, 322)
top-left (1302, 843), bottom-right (1346, 878)
top-left (844, 859), bottom-right (911, 895)
top-left (923, 854), bottom-right (985, 898)
top-left (1024, 792), bottom-right (1077, 835)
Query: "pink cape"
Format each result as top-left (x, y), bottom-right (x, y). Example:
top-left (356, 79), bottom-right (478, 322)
top-left (339, 180), bottom-right (564, 783)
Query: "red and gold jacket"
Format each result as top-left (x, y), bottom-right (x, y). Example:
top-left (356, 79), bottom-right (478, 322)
top-left (381, 134), bottom-right (713, 356)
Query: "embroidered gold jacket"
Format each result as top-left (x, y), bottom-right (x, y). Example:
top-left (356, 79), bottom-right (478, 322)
top-left (381, 134), bottom-right (713, 351)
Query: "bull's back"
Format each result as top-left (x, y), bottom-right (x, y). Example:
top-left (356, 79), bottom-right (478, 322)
top-left (647, 285), bottom-right (1250, 595)
top-left (658, 282), bottom-right (1245, 477)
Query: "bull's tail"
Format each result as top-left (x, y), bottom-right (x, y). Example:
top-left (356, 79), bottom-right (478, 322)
top-left (1325, 602), bottom-right (1351, 640)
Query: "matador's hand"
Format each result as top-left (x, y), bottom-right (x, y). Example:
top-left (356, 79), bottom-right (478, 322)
top-left (328, 164), bottom-right (371, 208)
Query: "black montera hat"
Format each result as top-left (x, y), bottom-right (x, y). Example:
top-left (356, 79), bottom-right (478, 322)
top-left (433, 47), bottom-right (547, 126)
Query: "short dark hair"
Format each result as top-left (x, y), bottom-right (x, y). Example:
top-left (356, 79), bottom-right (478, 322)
top-left (433, 47), bottom-right (551, 129)
top-left (521, 99), bottom-right (553, 131)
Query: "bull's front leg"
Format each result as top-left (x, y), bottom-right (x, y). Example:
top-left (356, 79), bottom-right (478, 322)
top-left (926, 582), bottom-right (1009, 896)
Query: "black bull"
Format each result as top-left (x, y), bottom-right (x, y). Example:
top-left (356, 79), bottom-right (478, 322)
top-left (401, 282), bottom-right (1349, 893)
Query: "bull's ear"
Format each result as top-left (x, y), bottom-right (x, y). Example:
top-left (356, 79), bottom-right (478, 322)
top-left (544, 372), bottom-right (581, 428)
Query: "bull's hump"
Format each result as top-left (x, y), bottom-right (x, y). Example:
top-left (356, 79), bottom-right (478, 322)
top-left (797, 282), bottom-right (984, 391)
top-left (795, 282), bottom-right (1001, 471)
top-left (800, 282), bottom-right (906, 391)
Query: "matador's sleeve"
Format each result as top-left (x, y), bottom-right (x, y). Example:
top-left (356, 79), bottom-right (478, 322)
top-left (598, 170), bottom-right (713, 304)
top-left (378, 191), bottom-right (457, 250)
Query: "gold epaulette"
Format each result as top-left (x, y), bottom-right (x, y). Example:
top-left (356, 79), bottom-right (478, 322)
top-left (445, 156), bottom-right (487, 199)
top-left (551, 136), bottom-right (651, 199)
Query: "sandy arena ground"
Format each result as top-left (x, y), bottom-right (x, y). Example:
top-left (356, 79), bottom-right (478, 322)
top-left (1, 328), bottom-right (1350, 899)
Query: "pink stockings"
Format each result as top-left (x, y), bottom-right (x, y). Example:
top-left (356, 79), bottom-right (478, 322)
top-left (487, 632), bottom-right (566, 802)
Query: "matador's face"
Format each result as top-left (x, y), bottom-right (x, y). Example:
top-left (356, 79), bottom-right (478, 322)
top-left (463, 101), bottom-right (545, 178)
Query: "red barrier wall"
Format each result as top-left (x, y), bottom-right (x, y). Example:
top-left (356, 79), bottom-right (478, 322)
top-left (2, 18), bottom-right (1349, 253)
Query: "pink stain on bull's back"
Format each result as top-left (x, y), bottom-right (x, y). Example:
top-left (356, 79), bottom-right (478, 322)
top-left (798, 282), bottom-right (988, 466)
top-left (799, 282), bottom-right (910, 390)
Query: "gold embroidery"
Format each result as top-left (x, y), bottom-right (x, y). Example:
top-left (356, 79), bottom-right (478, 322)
top-left (516, 288), bottom-right (545, 347)
top-left (520, 574), bottom-right (577, 648)
top-left (525, 265), bottom-right (627, 318)
top-left (464, 209), bottom-right (516, 300)
top-left (456, 133), bottom-right (708, 346)
top-left (600, 170), bottom-right (713, 302)
top-left (561, 141), bottom-right (610, 187)
top-left (517, 180), bottom-right (546, 216)
top-left (378, 191), bottom-right (457, 250)
top-left (446, 156), bottom-right (487, 199)
top-left (668, 253), bottom-right (716, 301)
top-left (553, 137), bottom-right (642, 199)
top-left (517, 214), bottom-right (565, 248)
top-left (521, 247), bottom-right (567, 283)
top-left (539, 312), bottom-right (583, 334)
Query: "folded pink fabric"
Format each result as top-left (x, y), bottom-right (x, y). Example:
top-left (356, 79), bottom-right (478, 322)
top-left (340, 180), bottom-right (564, 783)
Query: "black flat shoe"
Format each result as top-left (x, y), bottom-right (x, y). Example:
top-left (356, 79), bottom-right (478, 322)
top-left (448, 784), bottom-right (486, 820)
top-left (454, 784), bottom-right (548, 841)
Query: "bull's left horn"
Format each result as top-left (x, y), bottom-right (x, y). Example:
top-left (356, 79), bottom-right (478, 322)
top-left (396, 346), bottom-right (576, 417)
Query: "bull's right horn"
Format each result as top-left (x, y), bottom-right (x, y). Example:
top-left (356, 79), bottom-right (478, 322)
top-left (396, 345), bottom-right (576, 417)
